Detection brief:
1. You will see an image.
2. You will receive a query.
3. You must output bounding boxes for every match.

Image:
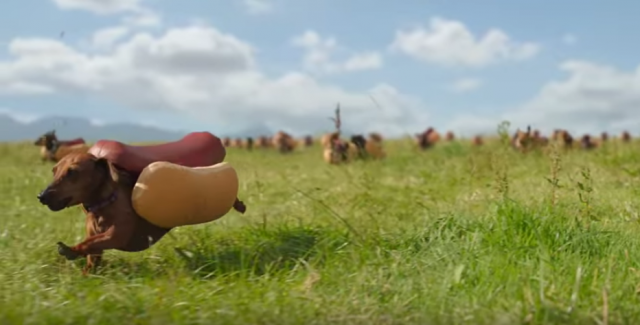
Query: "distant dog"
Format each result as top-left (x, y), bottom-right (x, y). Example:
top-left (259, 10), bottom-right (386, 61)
top-left (552, 129), bottom-right (574, 149)
top-left (350, 134), bottom-right (385, 160)
top-left (472, 135), bottom-right (483, 146)
top-left (243, 137), bottom-right (254, 150)
top-left (580, 134), bottom-right (597, 150)
top-left (323, 136), bottom-right (357, 164)
top-left (36, 152), bottom-right (244, 275)
top-left (511, 126), bottom-right (534, 153)
top-left (445, 131), bottom-right (455, 142)
top-left (255, 136), bottom-right (270, 148)
top-left (301, 135), bottom-right (314, 147)
top-left (415, 128), bottom-right (440, 150)
top-left (272, 131), bottom-right (296, 153)
top-left (621, 131), bottom-right (631, 143)
top-left (34, 130), bottom-right (87, 162)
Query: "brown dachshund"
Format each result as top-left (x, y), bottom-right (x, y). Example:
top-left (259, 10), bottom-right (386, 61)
top-left (580, 134), bottom-right (597, 150)
top-left (445, 131), bottom-right (455, 141)
top-left (36, 152), bottom-right (245, 275)
top-left (415, 127), bottom-right (440, 150)
top-left (621, 131), bottom-right (631, 143)
top-left (472, 135), bottom-right (483, 146)
top-left (37, 153), bottom-right (174, 274)
top-left (272, 131), bottom-right (296, 153)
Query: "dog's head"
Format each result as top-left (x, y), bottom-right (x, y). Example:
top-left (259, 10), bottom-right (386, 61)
top-left (350, 134), bottom-right (367, 150)
top-left (331, 139), bottom-right (350, 160)
top-left (34, 130), bottom-right (56, 146)
top-left (581, 134), bottom-right (594, 149)
top-left (37, 152), bottom-right (119, 212)
top-left (368, 132), bottom-right (383, 143)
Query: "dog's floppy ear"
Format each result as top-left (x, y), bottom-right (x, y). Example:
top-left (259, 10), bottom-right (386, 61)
top-left (94, 157), bottom-right (119, 182)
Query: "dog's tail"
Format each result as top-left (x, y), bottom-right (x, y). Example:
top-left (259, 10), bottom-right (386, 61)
top-left (233, 198), bottom-right (246, 214)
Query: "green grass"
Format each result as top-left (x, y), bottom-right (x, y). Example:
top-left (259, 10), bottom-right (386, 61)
top-left (2, 137), bottom-right (640, 324)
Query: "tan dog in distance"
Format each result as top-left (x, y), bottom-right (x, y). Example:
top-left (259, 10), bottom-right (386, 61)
top-left (272, 131), bottom-right (297, 153)
top-left (322, 133), bottom-right (357, 164)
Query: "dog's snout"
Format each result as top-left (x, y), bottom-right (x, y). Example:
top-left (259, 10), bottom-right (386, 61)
top-left (37, 187), bottom-right (52, 204)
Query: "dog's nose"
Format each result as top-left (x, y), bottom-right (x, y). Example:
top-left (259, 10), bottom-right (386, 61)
top-left (37, 188), bottom-right (51, 204)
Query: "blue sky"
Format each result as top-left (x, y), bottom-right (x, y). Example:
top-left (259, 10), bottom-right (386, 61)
top-left (1, 0), bottom-right (639, 137)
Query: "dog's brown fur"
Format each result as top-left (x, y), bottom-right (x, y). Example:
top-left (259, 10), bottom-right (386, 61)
top-left (368, 132), bottom-right (383, 144)
top-left (532, 129), bottom-right (549, 147)
top-left (38, 152), bottom-right (245, 275)
top-left (472, 135), bottom-right (483, 146)
top-left (320, 132), bottom-right (337, 148)
top-left (621, 131), bottom-right (631, 143)
top-left (511, 126), bottom-right (535, 153)
top-left (415, 128), bottom-right (440, 150)
top-left (301, 135), bottom-right (314, 147)
top-left (580, 134), bottom-right (597, 150)
top-left (232, 138), bottom-right (243, 148)
top-left (552, 129), bottom-right (574, 149)
top-left (37, 153), bottom-right (167, 275)
top-left (445, 131), bottom-right (455, 142)
top-left (272, 131), bottom-right (296, 153)
top-left (255, 136), bottom-right (271, 148)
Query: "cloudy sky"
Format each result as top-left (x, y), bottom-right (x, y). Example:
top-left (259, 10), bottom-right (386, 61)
top-left (1, 0), bottom-right (639, 137)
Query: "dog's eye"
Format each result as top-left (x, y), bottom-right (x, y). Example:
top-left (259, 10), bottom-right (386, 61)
top-left (65, 169), bottom-right (77, 177)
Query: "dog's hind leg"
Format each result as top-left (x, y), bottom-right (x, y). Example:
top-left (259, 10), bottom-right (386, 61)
top-left (84, 254), bottom-right (103, 275)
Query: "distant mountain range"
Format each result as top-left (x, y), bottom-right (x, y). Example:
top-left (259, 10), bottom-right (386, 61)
top-left (0, 114), bottom-right (275, 142)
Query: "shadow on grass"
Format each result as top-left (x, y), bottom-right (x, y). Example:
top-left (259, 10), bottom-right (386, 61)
top-left (66, 226), bottom-right (350, 279)
top-left (172, 226), bottom-right (349, 278)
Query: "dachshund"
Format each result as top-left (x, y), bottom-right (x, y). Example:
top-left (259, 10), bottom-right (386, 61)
top-left (36, 152), bottom-right (245, 275)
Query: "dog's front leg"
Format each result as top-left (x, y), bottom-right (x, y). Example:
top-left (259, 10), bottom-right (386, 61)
top-left (58, 226), bottom-right (131, 258)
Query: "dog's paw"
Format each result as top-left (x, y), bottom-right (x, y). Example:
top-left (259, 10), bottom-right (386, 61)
top-left (57, 242), bottom-right (80, 260)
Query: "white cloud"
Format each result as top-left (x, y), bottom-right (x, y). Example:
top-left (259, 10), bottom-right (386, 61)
top-left (122, 9), bottom-right (162, 27)
top-left (52, 0), bottom-right (162, 28)
top-left (449, 78), bottom-right (482, 93)
top-left (344, 52), bottom-right (383, 71)
top-left (390, 17), bottom-right (540, 68)
top-left (562, 33), bottom-right (577, 45)
top-left (446, 60), bottom-right (640, 136)
top-left (291, 30), bottom-right (383, 75)
top-left (0, 82), bottom-right (54, 95)
top-left (0, 25), bottom-right (429, 136)
top-left (52, 0), bottom-right (141, 15)
top-left (91, 26), bottom-right (130, 50)
top-left (243, 0), bottom-right (273, 15)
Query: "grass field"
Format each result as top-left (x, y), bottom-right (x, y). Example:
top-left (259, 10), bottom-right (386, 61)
top-left (2, 134), bottom-right (640, 324)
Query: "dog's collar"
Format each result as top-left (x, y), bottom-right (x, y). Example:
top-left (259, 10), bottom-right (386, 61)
top-left (84, 192), bottom-right (117, 213)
